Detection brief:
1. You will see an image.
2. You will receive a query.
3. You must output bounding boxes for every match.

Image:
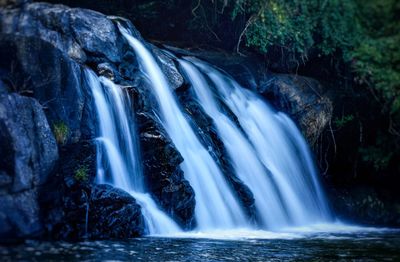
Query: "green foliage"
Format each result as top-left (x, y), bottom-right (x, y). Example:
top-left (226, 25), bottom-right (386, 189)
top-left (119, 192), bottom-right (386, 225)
top-left (229, 0), bottom-right (360, 57)
top-left (75, 165), bottom-right (89, 182)
top-left (138, 0), bottom-right (399, 174)
top-left (349, 0), bottom-right (400, 170)
top-left (227, 0), bottom-right (399, 172)
top-left (334, 114), bottom-right (354, 129)
top-left (53, 121), bottom-right (69, 145)
top-left (359, 133), bottom-right (394, 171)
top-left (351, 0), bottom-right (400, 114)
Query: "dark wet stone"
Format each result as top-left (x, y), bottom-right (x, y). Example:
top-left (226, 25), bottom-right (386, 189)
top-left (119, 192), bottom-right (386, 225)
top-left (88, 184), bottom-right (145, 239)
top-left (0, 0), bottom-right (30, 8)
top-left (69, 8), bottom-right (120, 62)
top-left (138, 111), bottom-right (196, 229)
top-left (151, 46), bottom-right (184, 90)
top-left (0, 33), bottom-right (98, 142)
top-left (258, 74), bottom-right (332, 145)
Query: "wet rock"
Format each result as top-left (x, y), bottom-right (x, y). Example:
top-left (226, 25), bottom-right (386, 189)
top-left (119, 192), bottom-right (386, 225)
top-left (89, 184), bottom-right (145, 238)
top-left (118, 50), bottom-right (139, 81)
top-left (259, 74), bottom-right (332, 145)
top-left (0, 93), bottom-right (58, 192)
top-left (0, 0), bottom-right (29, 7)
top-left (138, 111), bottom-right (196, 229)
top-left (97, 62), bottom-right (119, 82)
top-left (1, 3), bottom-right (87, 63)
top-left (0, 93), bottom-right (58, 242)
top-left (0, 34), bottom-right (95, 142)
top-left (163, 46), bottom-right (263, 91)
top-left (0, 189), bottom-right (43, 242)
top-left (151, 46), bottom-right (184, 90)
top-left (69, 8), bottom-right (121, 62)
top-left (56, 182), bottom-right (145, 240)
top-left (0, 2), bottom-right (121, 64)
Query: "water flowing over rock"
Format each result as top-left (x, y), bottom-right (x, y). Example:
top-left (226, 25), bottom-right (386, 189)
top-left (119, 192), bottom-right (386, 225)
top-left (85, 69), bottom-right (182, 235)
top-left (181, 58), bottom-right (332, 228)
top-left (0, 1), bottom-right (345, 241)
top-left (119, 25), bottom-right (250, 230)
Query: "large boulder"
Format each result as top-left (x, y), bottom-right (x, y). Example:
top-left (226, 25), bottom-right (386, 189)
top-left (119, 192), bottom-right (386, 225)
top-left (58, 183), bottom-right (145, 240)
top-left (89, 184), bottom-right (145, 238)
top-left (0, 2), bottom-right (121, 63)
top-left (259, 74), bottom-right (333, 145)
top-left (0, 92), bottom-right (58, 242)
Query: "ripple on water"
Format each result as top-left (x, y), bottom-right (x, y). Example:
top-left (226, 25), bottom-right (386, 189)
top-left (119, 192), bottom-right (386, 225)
top-left (0, 227), bottom-right (400, 261)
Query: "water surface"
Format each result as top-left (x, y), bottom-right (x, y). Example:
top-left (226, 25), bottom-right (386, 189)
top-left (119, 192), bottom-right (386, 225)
top-left (2, 228), bottom-right (399, 261)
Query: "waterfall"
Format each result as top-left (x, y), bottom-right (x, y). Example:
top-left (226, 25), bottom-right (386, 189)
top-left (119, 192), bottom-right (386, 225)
top-left (118, 24), bottom-right (249, 230)
top-left (84, 69), bottom-right (181, 235)
top-left (189, 59), bottom-right (332, 227)
top-left (179, 59), bottom-right (288, 229)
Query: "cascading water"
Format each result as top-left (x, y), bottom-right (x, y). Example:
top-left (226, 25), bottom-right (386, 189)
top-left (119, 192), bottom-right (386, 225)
top-left (118, 24), bottom-right (249, 230)
top-left (190, 59), bottom-right (332, 227)
top-left (84, 69), bottom-right (181, 235)
top-left (179, 59), bottom-right (288, 229)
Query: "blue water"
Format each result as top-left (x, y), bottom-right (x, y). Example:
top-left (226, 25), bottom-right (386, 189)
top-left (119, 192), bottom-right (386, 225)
top-left (1, 229), bottom-right (399, 261)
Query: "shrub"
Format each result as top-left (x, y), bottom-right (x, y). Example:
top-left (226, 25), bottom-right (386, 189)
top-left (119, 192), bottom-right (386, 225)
top-left (75, 165), bottom-right (89, 182)
top-left (53, 121), bottom-right (69, 144)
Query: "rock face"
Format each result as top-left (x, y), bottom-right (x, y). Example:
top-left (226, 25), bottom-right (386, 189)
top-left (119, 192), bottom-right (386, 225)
top-left (0, 92), bottom-right (58, 242)
top-left (0, 34), bottom-right (91, 142)
top-left (140, 119), bottom-right (196, 228)
top-left (0, 0), bottom-right (29, 7)
top-left (258, 74), bottom-right (333, 145)
top-left (0, 1), bottom-right (196, 240)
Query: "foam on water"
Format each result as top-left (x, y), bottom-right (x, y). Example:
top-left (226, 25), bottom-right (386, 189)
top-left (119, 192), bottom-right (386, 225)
top-left (167, 223), bottom-right (397, 241)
